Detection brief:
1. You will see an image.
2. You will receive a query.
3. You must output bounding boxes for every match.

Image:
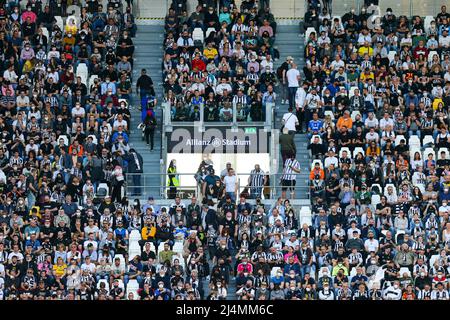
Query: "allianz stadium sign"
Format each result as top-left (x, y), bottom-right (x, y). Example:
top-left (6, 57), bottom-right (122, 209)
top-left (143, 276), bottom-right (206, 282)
top-left (167, 126), bottom-right (270, 153)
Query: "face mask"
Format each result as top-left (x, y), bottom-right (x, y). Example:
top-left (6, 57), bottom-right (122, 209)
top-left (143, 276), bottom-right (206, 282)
top-left (393, 284), bottom-right (399, 289)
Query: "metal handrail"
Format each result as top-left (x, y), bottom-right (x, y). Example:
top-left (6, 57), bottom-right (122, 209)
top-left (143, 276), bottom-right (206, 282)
top-left (124, 172), bottom-right (308, 200)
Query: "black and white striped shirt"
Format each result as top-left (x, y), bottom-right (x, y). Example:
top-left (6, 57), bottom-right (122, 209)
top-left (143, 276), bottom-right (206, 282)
top-left (249, 169), bottom-right (265, 188)
top-left (282, 158), bottom-right (300, 181)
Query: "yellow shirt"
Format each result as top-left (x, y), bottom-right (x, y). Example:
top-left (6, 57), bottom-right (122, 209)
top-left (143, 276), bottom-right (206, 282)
top-left (358, 46), bottom-right (373, 57)
top-left (360, 72), bottom-right (375, 82)
top-left (203, 47), bottom-right (218, 60)
top-left (53, 264), bottom-right (67, 277)
top-left (432, 98), bottom-right (443, 110)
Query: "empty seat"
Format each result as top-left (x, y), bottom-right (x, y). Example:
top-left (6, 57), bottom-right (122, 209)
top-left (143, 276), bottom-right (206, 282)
top-left (371, 194), bottom-right (381, 206)
top-left (408, 136), bottom-right (421, 148)
top-left (422, 135), bottom-right (434, 146)
top-left (129, 230), bottom-right (141, 241)
top-left (388, 51), bottom-right (396, 63)
top-left (96, 182), bottom-right (109, 198)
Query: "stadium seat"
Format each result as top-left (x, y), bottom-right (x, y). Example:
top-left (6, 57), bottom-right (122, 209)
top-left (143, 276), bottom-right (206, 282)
top-left (371, 183), bottom-right (382, 194)
top-left (394, 135), bottom-right (405, 146)
top-left (399, 267), bottom-right (411, 277)
top-left (353, 147), bottom-right (365, 159)
top-left (428, 50), bottom-right (439, 63)
top-left (55, 16), bottom-right (64, 33)
top-left (388, 51), bottom-right (396, 63)
top-left (311, 159), bottom-right (323, 170)
top-left (205, 27), bottom-right (216, 38)
top-left (422, 135), bottom-right (434, 146)
top-left (88, 74), bottom-right (99, 90)
top-left (114, 254), bottom-right (126, 270)
top-left (88, 135), bottom-right (98, 144)
top-left (305, 27), bottom-right (316, 44)
top-left (126, 279), bottom-right (140, 300)
top-left (429, 255), bottom-right (440, 268)
top-left (76, 63), bottom-right (89, 86)
top-left (339, 147), bottom-right (351, 158)
top-left (129, 230), bottom-right (141, 241)
top-left (384, 185), bottom-right (397, 200)
top-left (270, 267), bottom-right (282, 278)
top-left (438, 148), bottom-right (450, 159)
top-left (96, 183), bottom-right (110, 198)
top-left (423, 148), bottom-right (436, 161)
top-left (349, 86), bottom-right (358, 98)
top-left (41, 27), bottom-right (49, 40)
top-left (424, 16), bottom-right (434, 32)
top-left (371, 194), bottom-right (381, 206)
top-left (310, 134), bottom-right (323, 144)
top-left (350, 111), bottom-right (361, 121)
top-left (192, 28), bottom-right (204, 46)
top-left (408, 136), bottom-right (421, 148)
top-left (324, 110), bottom-right (334, 120)
top-left (59, 134), bottom-right (69, 146)
top-left (395, 230), bottom-right (405, 244)
top-left (173, 241), bottom-right (184, 254)
top-left (410, 147), bottom-right (421, 161)
top-left (97, 279), bottom-right (110, 292)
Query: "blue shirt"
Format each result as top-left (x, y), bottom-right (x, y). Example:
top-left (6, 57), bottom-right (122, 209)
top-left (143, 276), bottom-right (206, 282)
top-left (308, 120), bottom-right (323, 132)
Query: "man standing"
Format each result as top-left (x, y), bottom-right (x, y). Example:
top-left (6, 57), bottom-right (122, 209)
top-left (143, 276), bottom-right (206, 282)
top-left (248, 164), bottom-right (267, 199)
top-left (281, 107), bottom-right (299, 135)
top-left (286, 63), bottom-right (301, 109)
top-left (281, 154), bottom-right (301, 199)
top-left (126, 148), bottom-right (144, 196)
top-left (136, 69), bottom-right (155, 100)
top-left (223, 168), bottom-right (238, 202)
top-left (279, 127), bottom-right (297, 165)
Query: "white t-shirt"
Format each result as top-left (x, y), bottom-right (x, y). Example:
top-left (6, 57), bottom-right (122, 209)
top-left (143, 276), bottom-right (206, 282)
top-left (282, 112), bottom-right (299, 131)
top-left (224, 175), bottom-right (237, 193)
top-left (364, 238), bottom-right (379, 252)
top-left (286, 68), bottom-right (300, 87)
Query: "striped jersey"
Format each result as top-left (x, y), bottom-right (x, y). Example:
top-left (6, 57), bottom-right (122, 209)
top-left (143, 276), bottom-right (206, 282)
top-left (283, 158), bottom-right (300, 180)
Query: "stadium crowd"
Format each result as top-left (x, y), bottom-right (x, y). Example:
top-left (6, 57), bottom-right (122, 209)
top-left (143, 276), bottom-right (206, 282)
top-left (0, 0), bottom-right (450, 301)
top-left (162, 0), bottom-right (278, 122)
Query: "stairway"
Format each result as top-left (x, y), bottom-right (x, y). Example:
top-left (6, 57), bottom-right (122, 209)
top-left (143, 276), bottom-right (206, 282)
top-left (128, 25), bottom-right (165, 200)
top-left (273, 25), bottom-right (310, 201)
